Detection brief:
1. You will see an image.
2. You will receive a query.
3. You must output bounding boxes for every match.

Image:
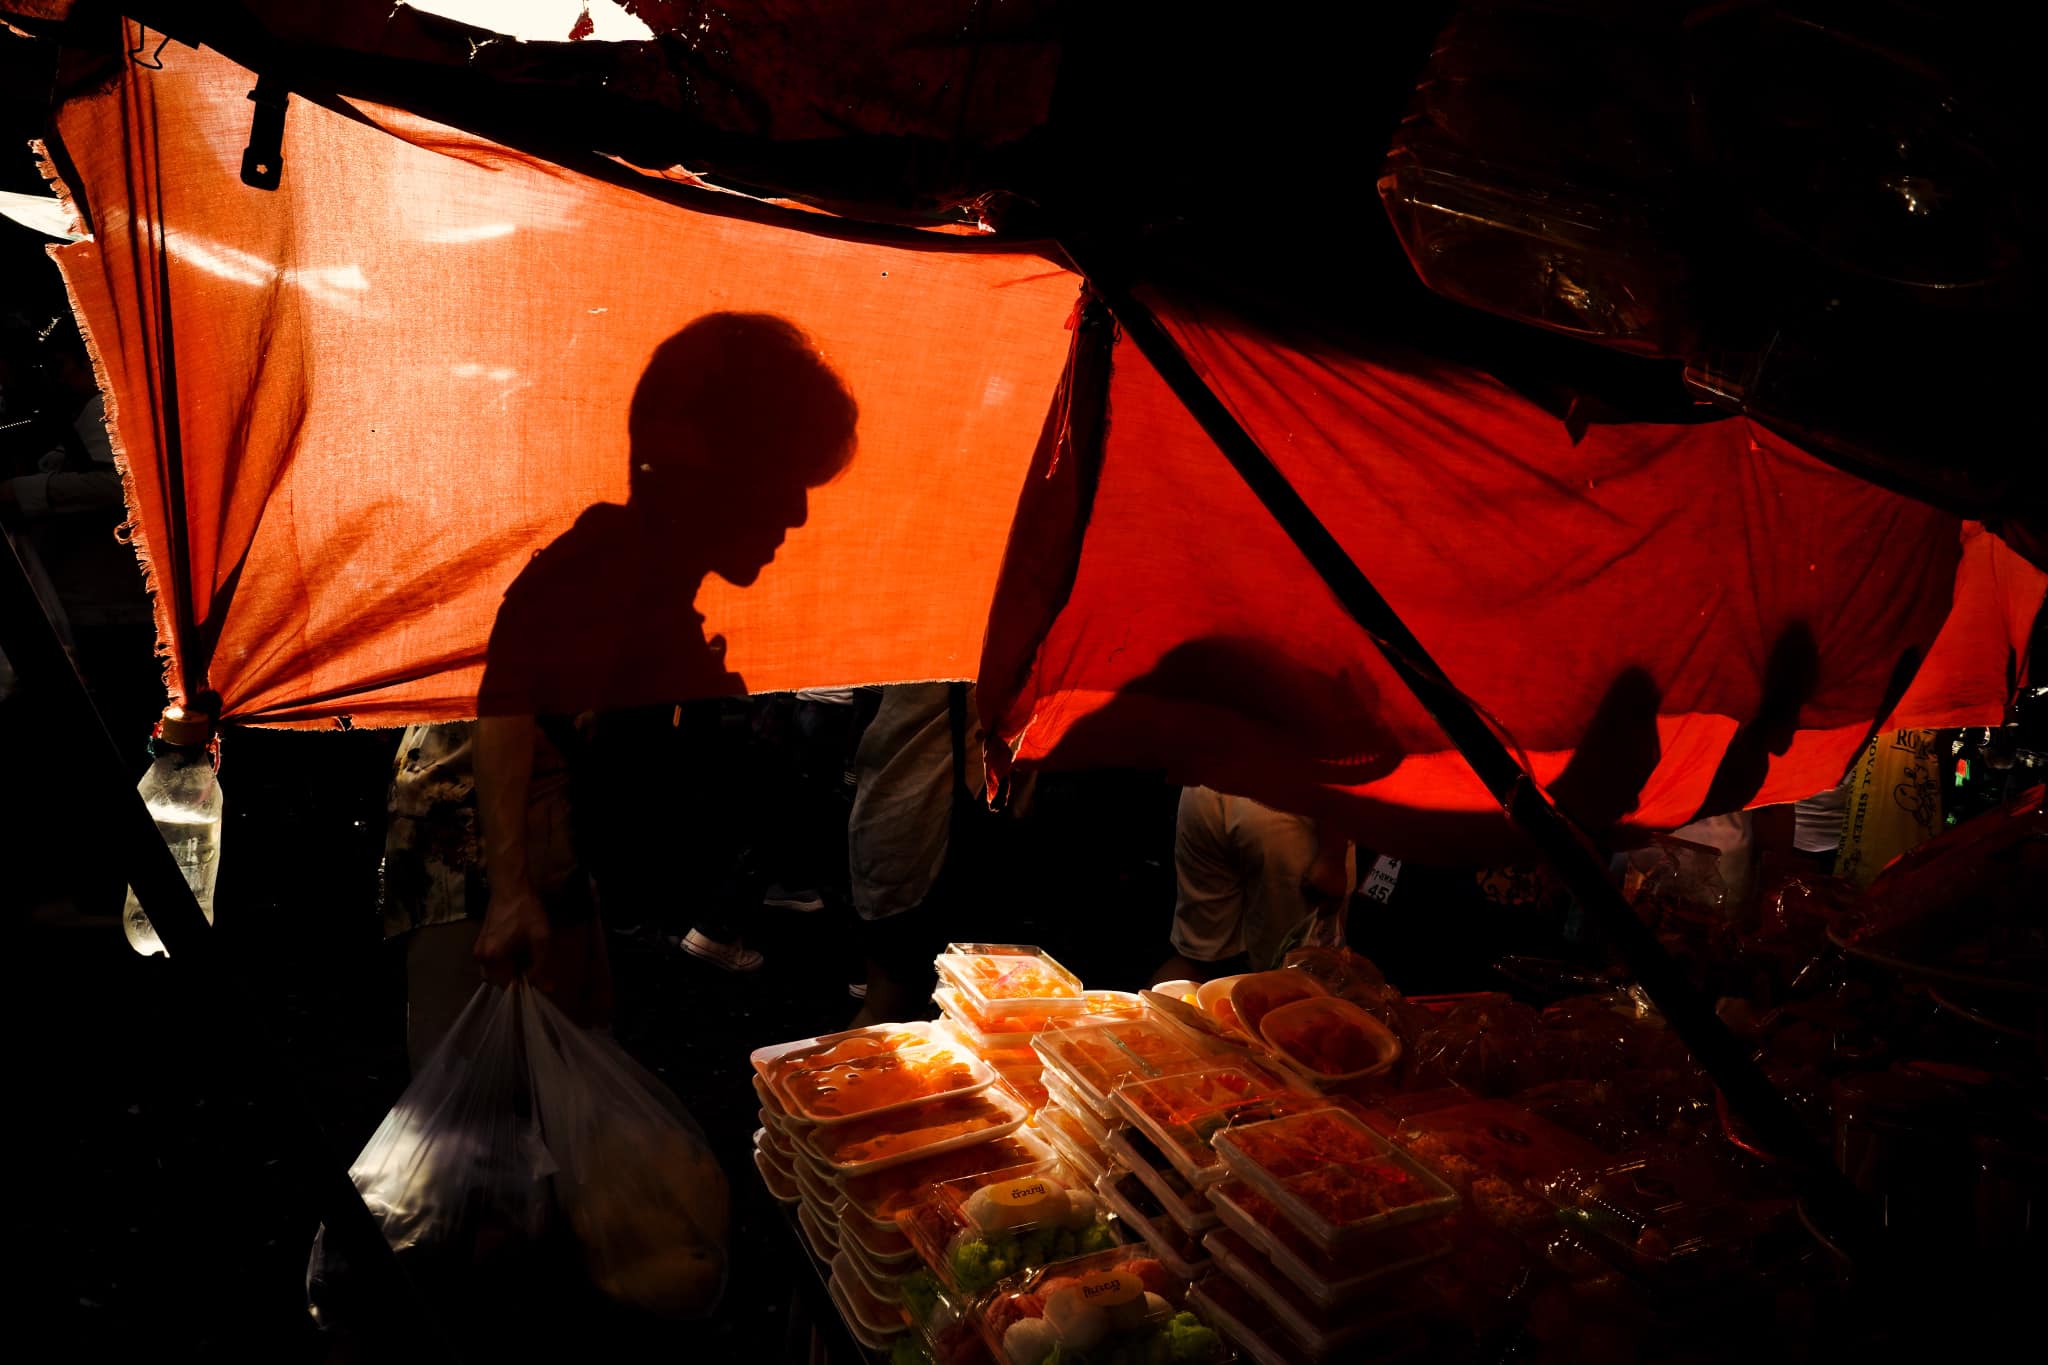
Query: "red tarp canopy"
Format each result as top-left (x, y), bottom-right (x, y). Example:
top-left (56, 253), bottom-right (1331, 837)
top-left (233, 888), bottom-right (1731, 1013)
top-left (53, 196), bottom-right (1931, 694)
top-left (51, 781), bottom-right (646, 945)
top-left (39, 18), bottom-right (2045, 856)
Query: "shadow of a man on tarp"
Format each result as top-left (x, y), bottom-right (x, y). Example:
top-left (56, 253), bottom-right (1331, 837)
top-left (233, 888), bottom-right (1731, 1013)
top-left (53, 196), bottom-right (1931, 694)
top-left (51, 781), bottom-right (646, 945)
top-left (479, 313), bottom-right (861, 714)
top-left (468, 313), bottom-right (859, 1018)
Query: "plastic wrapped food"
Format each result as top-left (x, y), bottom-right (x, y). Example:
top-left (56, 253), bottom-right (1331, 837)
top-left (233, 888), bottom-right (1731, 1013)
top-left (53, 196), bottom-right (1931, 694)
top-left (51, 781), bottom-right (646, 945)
top-left (899, 1164), bottom-right (1128, 1296)
top-left (834, 1250), bottom-right (910, 1334)
top-left (1096, 1172), bottom-right (1212, 1281)
top-left (1226, 971), bottom-right (1330, 1037)
top-left (1034, 1019), bottom-right (1208, 1115)
top-left (1533, 1150), bottom-right (1781, 1287)
top-left (831, 1272), bottom-right (907, 1348)
top-left (1000, 1071), bottom-right (1051, 1113)
top-left (1042, 1066), bottom-right (1117, 1136)
top-left (1386, 1100), bottom-right (1609, 1221)
top-left (936, 946), bottom-right (1085, 1021)
top-left (1037, 1104), bottom-right (1111, 1187)
top-left (1258, 997), bottom-right (1402, 1085)
top-left (1214, 1109), bottom-right (1457, 1251)
top-left (776, 1043), bottom-right (997, 1123)
top-left (1112, 1069), bottom-right (1319, 1187)
top-left (976, 1246), bottom-right (1229, 1365)
top-left (798, 1199), bottom-right (841, 1261)
top-left (754, 1144), bottom-right (801, 1204)
top-left (1206, 1181), bottom-right (1449, 1310)
top-left (1187, 1275), bottom-right (1309, 1365)
top-left (754, 1023), bottom-right (942, 1083)
top-left (841, 1131), bottom-right (1058, 1231)
top-left (845, 1203), bottom-right (921, 1269)
top-left (798, 1088), bottom-right (1028, 1173)
top-left (1405, 997), bottom-right (1546, 1097)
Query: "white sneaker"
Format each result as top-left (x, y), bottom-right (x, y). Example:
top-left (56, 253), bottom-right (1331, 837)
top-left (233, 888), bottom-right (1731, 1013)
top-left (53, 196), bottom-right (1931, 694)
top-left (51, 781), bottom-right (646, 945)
top-left (677, 929), bottom-right (766, 973)
top-left (763, 883), bottom-right (826, 912)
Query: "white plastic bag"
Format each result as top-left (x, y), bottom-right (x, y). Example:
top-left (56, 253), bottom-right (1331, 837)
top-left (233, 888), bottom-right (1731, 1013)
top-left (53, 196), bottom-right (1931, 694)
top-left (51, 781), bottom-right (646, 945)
top-left (308, 983), bottom-right (728, 1333)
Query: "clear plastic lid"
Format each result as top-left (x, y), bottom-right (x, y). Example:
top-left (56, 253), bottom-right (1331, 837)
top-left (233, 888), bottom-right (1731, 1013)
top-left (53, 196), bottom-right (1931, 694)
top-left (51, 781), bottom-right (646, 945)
top-left (773, 1040), bottom-right (998, 1125)
top-left (839, 1129), bottom-right (1057, 1232)
top-left (1143, 988), bottom-right (1252, 1053)
top-left (1095, 1171), bottom-right (1212, 1282)
top-left (842, 1198), bottom-right (920, 1267)
top-left (974, 1244), bottom-right (1232, 1365)
top-left (1212, 1109), bottom-right (1458, 1252)
top-left (1106, 1126), bottom-right (1218, 1236)
top-left (753, 1072), bottom-right (808, 1137)
top-left (1258, 997), bottom-right (1402, 1085)
top-left (936, 986), bottom-right (1043, 1053)
top-left (1206, 1180), bottom-right (1449, 1310)
top-left (1039, 1065), bottom-right (1116, 1138)
top-left (1202, 1229), bottom-right (1422, 1357)
top-left (1033, 1018), bottom-right (1208, 1117)
top-left (795, 1086), bottom-right (1029, 1175)
top-left (1226, 971), bottom-right (1331, 1038)
top-left (794, 1145), bottom-right (848, 1215)
top-left (935, 945), bottom-right (1086, 1022)
top-left (1111, 1069), bottom-right (1321, 1188)
top-left (897, 1159), bottom-right (1129, 1298)
top-left (754, 1021), bottom-right (945, 1081)
top-left (997, 1070), bottom-right (1049, 1113)
top-left (1532, 1151), bottom-right (1772, 1284)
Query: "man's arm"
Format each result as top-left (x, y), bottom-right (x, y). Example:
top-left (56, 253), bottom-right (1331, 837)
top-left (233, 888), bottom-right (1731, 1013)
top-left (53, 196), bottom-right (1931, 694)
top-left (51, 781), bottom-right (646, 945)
top-left (471, 713), bottom-right (556, 992)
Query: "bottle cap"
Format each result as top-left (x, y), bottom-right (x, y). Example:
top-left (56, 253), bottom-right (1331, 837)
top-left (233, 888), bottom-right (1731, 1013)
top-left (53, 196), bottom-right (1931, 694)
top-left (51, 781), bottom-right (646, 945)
top-left (158, 704), bottom-right (213, 747)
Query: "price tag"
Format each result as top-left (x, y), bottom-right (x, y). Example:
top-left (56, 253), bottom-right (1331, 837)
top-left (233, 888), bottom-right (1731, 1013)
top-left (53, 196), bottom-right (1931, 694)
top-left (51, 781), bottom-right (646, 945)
top-left (1074, 1269), bottom-right (1141, 1307)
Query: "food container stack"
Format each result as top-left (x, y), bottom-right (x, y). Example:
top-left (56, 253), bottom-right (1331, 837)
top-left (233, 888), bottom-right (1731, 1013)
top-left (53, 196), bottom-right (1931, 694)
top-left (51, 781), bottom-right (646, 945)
top-left (751, 1019), bottom-right (1061, 1351)
top-left (1200, 1107), bottom-right (1460, 1361)
top-left (933, 943), bottom-right (1142, 1115)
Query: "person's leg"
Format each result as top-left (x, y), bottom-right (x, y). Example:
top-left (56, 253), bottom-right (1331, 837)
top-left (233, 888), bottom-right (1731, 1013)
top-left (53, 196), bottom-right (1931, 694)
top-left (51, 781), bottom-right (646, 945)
top-left (850, 901), bottom-right (940, 1027)
top-left (404, 919), bottom-right (482, 1074)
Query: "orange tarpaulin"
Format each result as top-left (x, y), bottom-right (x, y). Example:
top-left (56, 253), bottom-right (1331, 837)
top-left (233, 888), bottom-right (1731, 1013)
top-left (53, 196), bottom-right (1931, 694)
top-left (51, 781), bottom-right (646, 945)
top-left (979, 292), bottom-right (2045, 858)
top-left (46, 25), bottom-right (1079, 725)
top-left (42, 23), bottom-right (2043, 857)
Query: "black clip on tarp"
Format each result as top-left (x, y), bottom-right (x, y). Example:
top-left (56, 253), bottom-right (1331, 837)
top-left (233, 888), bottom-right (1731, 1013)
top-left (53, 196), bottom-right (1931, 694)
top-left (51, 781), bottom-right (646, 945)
top-left (1063, 244), bottom-right (1876, 1260)
top-left (241, 74), bottom-right (287, 190)
top-left (0, 533), bottom-right (458, 1360)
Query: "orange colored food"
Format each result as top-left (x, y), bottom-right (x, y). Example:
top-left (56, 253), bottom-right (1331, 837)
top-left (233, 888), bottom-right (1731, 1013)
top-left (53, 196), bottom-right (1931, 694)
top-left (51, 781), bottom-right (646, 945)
top-left (761, 1029), bottom-right (927, 1085)
top-left (1229, 972), bottom-right (1325, 1035)
top-left (1261, 999), bottom-right (1396, 1077)
top-left (1121, 1068), bottom-right (1289, 1128)
top-left (808, 1093), bottom-right (1017, 1166)
top-left (1039, 1105), bottom-right (1107, 1163)
top-left (959, 955), bottom-right (1080, 1000)
top-left (779, 1047), bottom-right (980, 1120)
top-left (1041, 1020), bottom-right (1202, 1096)
top-left (841, 1136), bottom-right (1044, 1222)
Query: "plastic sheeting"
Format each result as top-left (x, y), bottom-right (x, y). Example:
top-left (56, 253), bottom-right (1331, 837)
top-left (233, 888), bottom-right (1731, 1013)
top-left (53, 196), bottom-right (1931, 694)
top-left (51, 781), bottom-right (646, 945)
top-left (47, 24), bottom-right (1079, 725)
top-left (979, 291), bottom-right (2044, 859)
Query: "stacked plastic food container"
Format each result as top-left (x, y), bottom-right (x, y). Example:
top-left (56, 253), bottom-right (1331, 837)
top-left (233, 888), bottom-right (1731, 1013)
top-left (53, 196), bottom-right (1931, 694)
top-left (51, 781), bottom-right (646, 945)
top-left (932, 942), bottom-right (1143, 1114)
top-left (752, 1017), bottom-right (1059, 1355)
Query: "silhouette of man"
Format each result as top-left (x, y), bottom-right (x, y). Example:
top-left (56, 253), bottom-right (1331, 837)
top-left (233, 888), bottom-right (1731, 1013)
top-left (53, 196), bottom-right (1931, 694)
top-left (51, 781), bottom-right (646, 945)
top-left (470, 314), bottom-right (858, 1011)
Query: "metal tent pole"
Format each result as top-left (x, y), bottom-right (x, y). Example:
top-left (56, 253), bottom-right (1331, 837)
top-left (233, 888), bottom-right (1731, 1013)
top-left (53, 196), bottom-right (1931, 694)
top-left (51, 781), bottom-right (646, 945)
top-left (1065, 253), bottom-right (1872, 1254)
top-left (0, 530), bottom-right (457, 1360)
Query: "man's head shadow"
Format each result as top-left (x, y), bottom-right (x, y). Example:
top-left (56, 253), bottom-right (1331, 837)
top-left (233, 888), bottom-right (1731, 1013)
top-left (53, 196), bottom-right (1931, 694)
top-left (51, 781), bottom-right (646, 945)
top-left (480, 312), bottom-right (858, 715)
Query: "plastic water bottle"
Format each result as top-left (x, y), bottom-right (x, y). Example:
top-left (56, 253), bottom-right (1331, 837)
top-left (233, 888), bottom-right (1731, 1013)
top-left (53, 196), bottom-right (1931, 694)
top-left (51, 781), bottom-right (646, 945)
top-left (122, 705), bottom-right (224, 957)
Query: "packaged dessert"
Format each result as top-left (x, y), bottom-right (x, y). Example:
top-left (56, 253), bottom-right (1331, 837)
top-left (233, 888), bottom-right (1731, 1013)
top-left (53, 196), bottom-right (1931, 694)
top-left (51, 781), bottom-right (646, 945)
top-left (1112, 1068), bottom-right (1322, 1187)
top-left (1107, 1126), bottom-right (1218, 1236)
top-left (796, 1087), bottom-right (1029, 1175)
top-left (975, 1245), bottom-right (1231, 1365)
top-left (937, 986), bottom-right (1044, 1052)
top-left (936, 945), bottom-right (1086, 1022)
top-left (845, 1217), bottom-right (922, 1288)
top-left (998, 1070), bottom-right (1050, 1113)
top-left (1213, 1108), bottom-right (1458, 1251)
top-left (1034, 1018), bottom-right (1209, 1116)
top-left (1258, 997), bottom-right (1402, 1086)
top-left (840, 1130), bottom-right (1058, 1232)
top-left (755, 1022), bottom-right (945, 1082)
top-left (909, 1276), bottom-right (994, 1365)
top-left (1035, 1104), bottom-right (1110, 1187)
top-left (794, 1143), bottom-right (848, 1212)
top-left (1207, 1180), bottom-right (1449, 1309)
top-left (1386, 1099), bottom-right (1607, 1234)
top-left (775, 1040), bottom-right (998, 1124)
top-left (1227, 971), bottom-right (1330, 1037)
top-left (1096, 1171), bottom-right (1212, 1281)
top-left (1143, 988), bottom-right (1249, 1053)
top-left (1203, 1228), bottom-right (1421, 1357)
top-left (897, 1161), bottom-right (1128, 1297)
top-left (754, 1072), bottom-right (807, 1138)
top-left (757, 1113), bottom-right (799, 1160)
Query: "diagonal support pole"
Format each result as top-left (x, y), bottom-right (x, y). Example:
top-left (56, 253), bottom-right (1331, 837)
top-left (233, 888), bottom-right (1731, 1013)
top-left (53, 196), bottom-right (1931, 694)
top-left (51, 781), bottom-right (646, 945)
top-left (1065, 249), bottom-right (1872, 1256)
